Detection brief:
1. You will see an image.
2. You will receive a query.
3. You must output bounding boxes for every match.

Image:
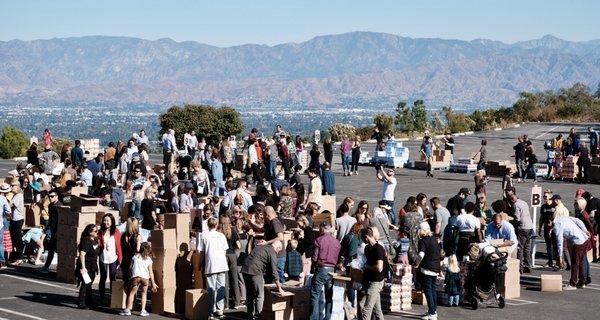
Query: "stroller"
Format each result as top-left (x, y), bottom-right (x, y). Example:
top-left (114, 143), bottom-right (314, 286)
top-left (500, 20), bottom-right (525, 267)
top-left (464, 244), bottom-right (508, 310)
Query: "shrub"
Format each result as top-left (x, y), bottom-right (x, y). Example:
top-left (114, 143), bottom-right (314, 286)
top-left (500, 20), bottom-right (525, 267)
top-left (0, 125), bottom-right (29, 159)
top-left (328, 123), bottom-right (356, 142)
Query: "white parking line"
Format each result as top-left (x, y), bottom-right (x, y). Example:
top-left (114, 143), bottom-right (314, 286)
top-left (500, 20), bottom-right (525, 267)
top-left (0, 298), bottom-right (16, 301)
top-left (505, 298), bottom-right (538, 306)
top-left (0, 307), bottom-right (46, 320)
top-left (0, 274), bottom-right (78, 292)
top-left (534, 125), bottom-right (559, 139)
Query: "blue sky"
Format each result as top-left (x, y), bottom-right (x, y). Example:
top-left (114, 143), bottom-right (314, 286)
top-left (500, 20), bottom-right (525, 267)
top-left (1, 0), bottom-right (599, 46)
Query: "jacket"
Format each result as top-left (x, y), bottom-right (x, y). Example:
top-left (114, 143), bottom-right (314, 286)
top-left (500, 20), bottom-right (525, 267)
top-left (98, 229), bottom-right (123, 264)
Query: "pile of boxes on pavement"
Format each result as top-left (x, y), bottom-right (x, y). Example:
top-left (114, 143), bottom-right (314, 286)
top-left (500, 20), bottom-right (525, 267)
top-left (589, 157), bottom-right (600, 183)
top-left (450, 157), bottom-right (477, 173)
top-left (371, 140), bottom-right (410, 168)
top-left (414, 147), bottom-right (451, 170)
top-left (80, 139), bottom-right (101, 158)
top-left (263, 281), bottom-right (310, 320)
top-left (382, 264), bottom-right (413, 312)
top-left (485, 160), bottom-right (517, 177)
top-left (56, 194), bottom-right (113, 284)
top-left (559, 155), bottom-right (579, 179)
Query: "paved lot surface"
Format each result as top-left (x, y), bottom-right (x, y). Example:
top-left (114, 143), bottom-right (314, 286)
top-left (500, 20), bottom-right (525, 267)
top-left (1, 123), bottom-right (600, 319)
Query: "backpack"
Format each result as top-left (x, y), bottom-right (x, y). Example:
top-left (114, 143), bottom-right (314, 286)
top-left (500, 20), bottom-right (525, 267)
top-left (400, 212), bottom-right (423, 265)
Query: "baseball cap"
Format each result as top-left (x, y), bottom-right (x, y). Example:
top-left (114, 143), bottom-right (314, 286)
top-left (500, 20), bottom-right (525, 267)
top-left (551, 194), bottom-right (561, 201)
top-left (460, 187), bottom-right (470, 195)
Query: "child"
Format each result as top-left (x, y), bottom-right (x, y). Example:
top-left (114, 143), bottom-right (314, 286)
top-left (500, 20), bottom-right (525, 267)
top-left (285, 239), bottom-right (303, 281)
top-left (21, 225), bottom-right (46, 265)
top-left (397, 234), bottom-right (410, 265)
top-left (445, 254), bottom-right (462, 307)
top-left (121, 242), bottom-right (158, 316)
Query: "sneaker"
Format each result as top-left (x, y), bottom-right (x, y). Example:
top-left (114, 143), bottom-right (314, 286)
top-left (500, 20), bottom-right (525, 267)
top-left (421, 313), bottom-right (437, 320)
top-left (139, 310), bottom-right (149, 317)
top-left (119, 309), bottom-right (131, 316)
top-left (39, 266), bottom-right (49, 273)
top-left (563, 285), bottom-right (577, 291)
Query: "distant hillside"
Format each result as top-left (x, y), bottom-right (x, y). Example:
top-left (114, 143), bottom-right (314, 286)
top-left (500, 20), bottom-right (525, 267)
top-left (1, 32), bottom-right (599, 107)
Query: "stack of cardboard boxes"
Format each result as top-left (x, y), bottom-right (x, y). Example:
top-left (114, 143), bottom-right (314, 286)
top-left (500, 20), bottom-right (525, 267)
top-left (383, 264), bottom-right (412, 312)
top-left (414, 147), bottom-right (452, 170)
top-left (80, 139), bottom-right (101, 158)
top-left (502, 258), bottom-right (520, 299)
top-left (485, 160), bottom-right (517, 177)
top-left (151, 229), bottom-right (179, 314)
top-left (560, 155), bottom-right (579, 180)
top-left (450, 157), bottom-right (477, 173)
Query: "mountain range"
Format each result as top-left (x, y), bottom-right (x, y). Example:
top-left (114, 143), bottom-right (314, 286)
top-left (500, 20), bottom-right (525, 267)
top-left (1, 32), bottom-right (599, 108)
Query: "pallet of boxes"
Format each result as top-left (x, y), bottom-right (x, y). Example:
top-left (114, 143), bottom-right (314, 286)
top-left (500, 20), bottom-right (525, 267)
top-left (383, 264), bottom-right (413, 312)
top-left (485, 160), bottom-right (517, 177)
top-left (55, 194), bottom-right (101, 284)
top-left (414, 146), bottom-right (451, 171)
top-left (560, 155), bottom-right (579, 180)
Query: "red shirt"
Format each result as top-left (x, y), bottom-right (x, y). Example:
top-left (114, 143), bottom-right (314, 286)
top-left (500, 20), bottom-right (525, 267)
top-left (98, 229), bottom-right (123, 264)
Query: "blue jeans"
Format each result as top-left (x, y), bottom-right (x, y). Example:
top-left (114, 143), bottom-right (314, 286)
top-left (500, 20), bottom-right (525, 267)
top-left (342, 154), bottom-right (351, 172)
top-left (382, 200), bottom-right (396, 225)
top-left (448, 294), bottom-right (460, 306)
top-left (422, 274), bottom-right (437, 315)
top-left (206, 272), bottom-right (226, 315)
top-left (584, 255), bottom-right (591, 283)
top-left (310, 266), bottom-right (334, 320)
top-left (131, 198), bottom-right (142, 221)
top-left (268, 160), bottom-right (277, 179)
top-left (277, 256), bottom-right (286, 284)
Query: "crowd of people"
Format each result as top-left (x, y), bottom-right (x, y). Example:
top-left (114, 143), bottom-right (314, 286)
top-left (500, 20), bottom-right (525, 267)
top-left (0, 124), bottom-right (598, 320)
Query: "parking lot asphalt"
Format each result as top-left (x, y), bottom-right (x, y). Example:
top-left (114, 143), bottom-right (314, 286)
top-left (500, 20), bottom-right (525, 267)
top-left (1, 122), bottom-right (600, 319)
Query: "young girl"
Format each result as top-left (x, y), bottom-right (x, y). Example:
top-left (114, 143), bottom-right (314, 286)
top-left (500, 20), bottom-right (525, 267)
top-left (445, 254), bottom-right (462, 307)
top-left (121, 242), bottom-right (158, 316)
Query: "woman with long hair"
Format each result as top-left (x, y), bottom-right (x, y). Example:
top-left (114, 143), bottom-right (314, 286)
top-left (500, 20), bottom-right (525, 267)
top-left (76, 224), bottom-right (100, 309)
top-left (60, 143), bottom-right (71, 163)
top-left (416, 222), bottom-right (441, 319)
top-left (98, 213), bottom-right (123, 303)
top-left (354, 200), bottom-right (371, 228)
top-left (218, 214), bottom-right (242, 309)
top-left (120, 217), bottom-right (142, 310)
top-left (350, 136), bottom-right (361, 175)
top-left (295, 214), bottom-right (315, 285)
top-left (220, 138), bottom-right (235, 177)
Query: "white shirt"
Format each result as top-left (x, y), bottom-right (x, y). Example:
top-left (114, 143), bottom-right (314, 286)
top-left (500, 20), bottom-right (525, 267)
top-left (381, 177), bottom-right (397, 201)
top-left (335, 215), bottom-right (357, 241)
top-left (101, 233), bottom-right (118, 264)
top-left (456, 214), bottom-right (481, 232)
top-left (131, 255), bottom-right (153, 279)
top-left (197, 230), bottom-right (229, 274)
top-left (248, 145), bottom-right (258, 165)
top-left (307, 177), bottom-right (323, 206)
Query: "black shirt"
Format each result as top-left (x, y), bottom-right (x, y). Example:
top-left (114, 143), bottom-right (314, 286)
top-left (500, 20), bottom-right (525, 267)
top-left (226, 227), bottom-right (241, 254)
top-left (585, 197), bottom-right (600, 215)
top-left (446, 195), bottom-right (464, 215)
top-left (264, 218), bottom-right (285, 258)
top-left (363, 242), bottom-right (386, 282)
top-left (540, 203), bottom-right (556, 228)
top-left (141, 199), bottom-right (156, 230)
top-left (297, 226), bottom-right (315, 258)
top-left (77, 237), bottom-right (100, 274)
top-left (445, 137), bottom-right (455, 153)
top-left (418, 235), bottom-right (441, 273)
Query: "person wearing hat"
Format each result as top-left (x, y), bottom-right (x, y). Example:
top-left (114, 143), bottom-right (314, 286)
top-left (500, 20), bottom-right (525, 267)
top-left (416, 221), bottom-right (441, 320)
top-left (0, 183), bottom-right (12, 268)
top-left (377, 166), bottom-right (397, 224)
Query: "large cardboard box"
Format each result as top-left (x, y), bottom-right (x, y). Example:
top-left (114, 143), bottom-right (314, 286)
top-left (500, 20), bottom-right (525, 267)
top-left (57, 205), bottom-right (71, 226)
top-left (70, 186), bottom-right (88, 197)
top-left (68, 212), bottom-right (97, 228)
top-left (320, 195), bottom-right (337, 213)
top-left (70, 194), bottom-right (100, 213)
top-left (110, 280), bottom-right (125, 309)
top-left (151, 229), bottom-right (177, 249)
top-left (184, 289), bottom-right (209, 320)
top-left (313, 212), bottom-right (335, 227)
top-left (153, 248), bottom-right (179, 272)
top-left (263, 289), bottom-right (294, 311)
top-left (163, 213), bottom-right (191, 250)
top-left (153, 268), bottom-right (177, 289)
top-left (411, 290), bottom-right (427, 306)
top-left (349, 268), bottom-right (363, 283)
top-left (541, 274), bottom-right (562, 292)
top-left (503, 258), bottom-right (520, 298)
top-left (152, 287), bottom-right (177, 314)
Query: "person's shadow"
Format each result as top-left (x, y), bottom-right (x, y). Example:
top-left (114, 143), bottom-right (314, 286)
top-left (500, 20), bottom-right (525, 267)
top-left (16, 291), bottom-right (79, 309)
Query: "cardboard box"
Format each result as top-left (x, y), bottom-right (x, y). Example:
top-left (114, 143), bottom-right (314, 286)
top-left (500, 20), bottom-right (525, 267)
top-left (320, 195), bottom-right (337, 213)
top-left (163, 213), bottom-right (190, 230)
top-left (70, 194), bottom-right (100, 213)
top-left (153, 268), bottom-right (177, 289)
top-left (503, 258), bottom-right (520, 298)
top-left (412, 290), bottom-right (427, 306)
top-left (68, 212), bottom-right (97, 228)
top-left (541, 274), bottom-right (563, 292)
top-left (57, 205), bottom-right (71, 226)
top-left (151, 229), bottom-right (177, 249)
top-left (264, 289), bottom-right (294, 311)
top-left (262, 309), bottom-right (294, 320)
top-left (313, 212), bottom-right (335, 227)
top-left (349, 268), bottom-right (363, 283)
top-left (152, 287), bottom-right (177, 314)
top-left (184, 289), bottom-right (209, 320)
top-left (25, 203), bottom-right (41, 227)
top-left (110, 280), bottom-right (125, 309)
top-left (153, 248), bottom-right (179, 272)
top-left (70, 186), bottom-right (88, 197)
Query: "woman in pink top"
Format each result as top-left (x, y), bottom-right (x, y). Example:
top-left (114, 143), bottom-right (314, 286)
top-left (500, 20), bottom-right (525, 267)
top-left (340, 136), bottom-right (353, 176)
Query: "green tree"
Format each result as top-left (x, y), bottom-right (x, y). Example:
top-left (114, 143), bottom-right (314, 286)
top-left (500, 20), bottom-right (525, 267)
top-left (0, 125), bottom-right (29, 159)
top-left (328, 123), bottom-right (356, 142)
top-left (158, 104), bottom-right (244, 146)
top-left (443, 106), bottom-right (473, 133)
top-left (412, 100), bottom-right (428, 132)
top-left (373, 113), bottom-right (394, 136)
top-left (430, 111), bottom-right (446, 133)
top-left (395, 101), bottom-right (414, 133)
top-left (512, 92), bottom-right (537, 121)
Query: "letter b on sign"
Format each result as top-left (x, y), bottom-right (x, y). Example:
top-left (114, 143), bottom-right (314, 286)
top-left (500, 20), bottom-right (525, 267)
top-left (531, 186), bottom-right (542, 208)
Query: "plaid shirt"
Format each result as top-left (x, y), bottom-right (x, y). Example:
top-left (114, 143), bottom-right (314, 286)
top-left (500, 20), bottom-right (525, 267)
top-left (285, 249), bottom-right (303, 278)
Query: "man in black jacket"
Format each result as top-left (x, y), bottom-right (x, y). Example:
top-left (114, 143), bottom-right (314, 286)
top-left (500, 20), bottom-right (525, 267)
top-left (514, 136), bottom-right (527, 182)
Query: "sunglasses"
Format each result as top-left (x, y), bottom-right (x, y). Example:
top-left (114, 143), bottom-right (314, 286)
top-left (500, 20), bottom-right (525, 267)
top-left (134, 170), bottom-right (142, 173)
top-left (49, 194), bottom-right (58, 198)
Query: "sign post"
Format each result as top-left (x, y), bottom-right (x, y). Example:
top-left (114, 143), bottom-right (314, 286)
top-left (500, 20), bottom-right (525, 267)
top-left (530, 185), bottom-right (542, 268)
